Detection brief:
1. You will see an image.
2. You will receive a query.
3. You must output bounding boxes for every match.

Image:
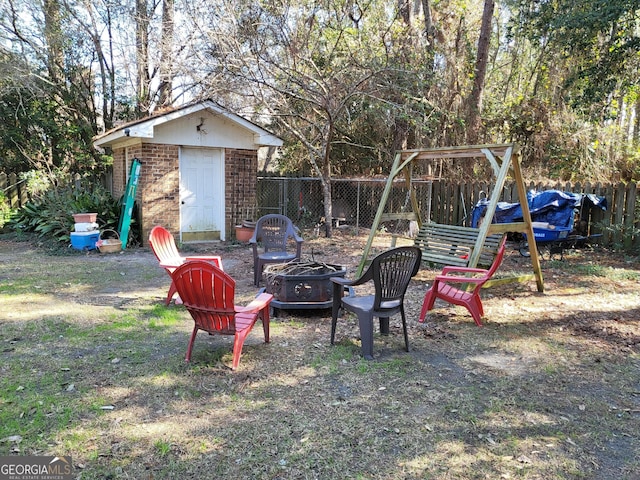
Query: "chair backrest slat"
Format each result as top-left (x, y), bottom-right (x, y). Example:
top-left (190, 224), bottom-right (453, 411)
top-left (172, 261), bottom-right (238, 334)
top-left (254, 214), bottom-right (298, 252)
top-left (372, 247), bottom-right (422, 311)
top-left (149, 225), bottom-right (182, 264)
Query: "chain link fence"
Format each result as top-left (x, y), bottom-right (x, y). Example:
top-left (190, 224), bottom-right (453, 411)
top-left (257, 177), bottom-right (435, 235)
top-left (257, 177), bottom-right (640, 250)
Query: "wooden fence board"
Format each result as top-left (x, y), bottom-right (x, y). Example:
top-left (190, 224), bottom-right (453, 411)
top-left (404, 180), bottom-right (638, 250)
top-left (613, 183), bottom-right (626, 246)
top-left (624, 183), bottom-right (637, 250)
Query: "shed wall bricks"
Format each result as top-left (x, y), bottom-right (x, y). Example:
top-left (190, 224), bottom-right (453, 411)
top-left (112, 144), bottom-right (257, 245)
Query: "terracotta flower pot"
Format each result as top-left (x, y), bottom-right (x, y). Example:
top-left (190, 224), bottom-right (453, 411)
top-left (235, 226), bottom-right (254, 243)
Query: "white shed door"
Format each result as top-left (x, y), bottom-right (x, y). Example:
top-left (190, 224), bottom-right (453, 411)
top-left (180, 147), bottom-right (225, 241)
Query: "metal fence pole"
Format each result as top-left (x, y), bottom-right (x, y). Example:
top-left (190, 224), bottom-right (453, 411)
top-left (356, 180), bottom-right (361, 234)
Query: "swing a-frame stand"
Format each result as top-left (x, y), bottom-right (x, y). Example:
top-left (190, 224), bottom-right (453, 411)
top-left (358, 143), bottom-right (544, 292)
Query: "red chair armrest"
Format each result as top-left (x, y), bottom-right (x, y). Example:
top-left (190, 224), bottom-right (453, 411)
top-left (441, 265), bottom-right (488, 275)
top-left (236, 293), bottom-right (273, 313)
top-left (160, 259), bottom-right (185, 269)
top-left (185, 256), bottom-right (223, 270)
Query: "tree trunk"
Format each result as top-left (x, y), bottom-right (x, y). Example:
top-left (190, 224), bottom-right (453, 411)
top-left (321, 178), bottom-right (333, 238)
top-left (43, 0), bottom-right (63, 83)
top-left (634, 96), bottom-right (640, 147)
top-left (42, 0), bottom-right (64, 166)
top-left (104, 6), bottom-right (116, 131)
top-left (77, 0), bottom-right (116, 131)
top-left (393, 0), bottom-right (431, 154)
top-left (422, 0), bottom-right (435, 43)
top-left (322, 123), bottom-right (334, 238)
top-left (467, 0), bottom-right (495, 145)
top-left (135, 0), bottom-right (150, 116)
top-left (157, 0), bottom-right (174, 109)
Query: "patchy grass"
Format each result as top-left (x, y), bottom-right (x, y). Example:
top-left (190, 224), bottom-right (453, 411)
top-left (0, 232), bottom-right (639, 479)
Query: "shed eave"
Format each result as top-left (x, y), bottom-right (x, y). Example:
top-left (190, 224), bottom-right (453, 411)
top-left (92, 100), bottom-right (283, 149)
top-left (93, 128), bottom-right (153, 148)
top-left (254, 133), bottom-right (284, 147)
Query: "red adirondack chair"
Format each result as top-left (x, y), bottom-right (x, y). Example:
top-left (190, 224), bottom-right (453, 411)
top-left (148, 225), bottom-right (223, 305)
top-left (419, 235), bottom-right (507, 326)
top-left (171, 260), bottom-right (273, 369)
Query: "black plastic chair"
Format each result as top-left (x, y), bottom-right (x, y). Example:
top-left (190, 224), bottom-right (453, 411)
top-left (249, 214), bottom-right (304, 286)
top-left (330, 246), bottom-right (422, 360)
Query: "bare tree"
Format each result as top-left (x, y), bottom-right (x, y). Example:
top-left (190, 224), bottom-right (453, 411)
top-left (467, 0), bottom-right (494, 145)
top-left (62, 0), bottom-right (117, 130)
top-left (0, 0), bottom-right (108, 176)
top-left (187, 0), bottom-right (399, 236)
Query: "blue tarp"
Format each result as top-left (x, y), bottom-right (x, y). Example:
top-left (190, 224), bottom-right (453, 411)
top-left (471, 190), bottom-right (607, 229)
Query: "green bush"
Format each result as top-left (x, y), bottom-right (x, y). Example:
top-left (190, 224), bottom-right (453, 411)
top-left (7, 185), bottom-right (139, 248)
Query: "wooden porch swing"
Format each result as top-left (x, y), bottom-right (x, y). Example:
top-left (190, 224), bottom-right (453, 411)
top-left (358, 143), bottom-right (545, 292)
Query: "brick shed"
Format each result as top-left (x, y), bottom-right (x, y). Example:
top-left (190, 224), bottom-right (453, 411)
top-left (93, 100), bottom-right (283, 244)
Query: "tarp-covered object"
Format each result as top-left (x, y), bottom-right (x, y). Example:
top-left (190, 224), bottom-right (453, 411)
top-left (471, 190), bottom-right (607, 230)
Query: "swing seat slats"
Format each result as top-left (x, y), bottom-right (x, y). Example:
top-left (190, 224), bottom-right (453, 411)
top-left (414, 223), bottom-right (503, 268)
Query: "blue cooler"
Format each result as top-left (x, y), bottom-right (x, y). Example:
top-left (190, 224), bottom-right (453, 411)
top-left (70, 231), bottom-right (100, 250)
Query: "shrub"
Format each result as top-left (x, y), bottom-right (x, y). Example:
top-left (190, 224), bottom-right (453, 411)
top-left (8, 185), bottom-right (139, 248)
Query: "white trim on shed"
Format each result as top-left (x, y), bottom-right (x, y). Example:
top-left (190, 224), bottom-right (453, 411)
top-left (93, 100), bottom-right (283, 149)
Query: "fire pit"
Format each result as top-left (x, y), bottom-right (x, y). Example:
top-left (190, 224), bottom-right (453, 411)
top-left (263, 261), bottom-right (349, 312)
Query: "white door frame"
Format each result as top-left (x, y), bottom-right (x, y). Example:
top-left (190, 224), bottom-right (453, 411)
top-left (179, 147), bottom-right (226, 241)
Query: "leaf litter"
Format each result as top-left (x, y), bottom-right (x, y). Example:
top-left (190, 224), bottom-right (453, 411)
top-left (0, 232), bottom-right (639, 479)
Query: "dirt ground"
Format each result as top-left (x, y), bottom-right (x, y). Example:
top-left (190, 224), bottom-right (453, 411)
top-left (1, 229), bottom-right (639, 479)
top-left (210, 229), bottom-right (640, 357)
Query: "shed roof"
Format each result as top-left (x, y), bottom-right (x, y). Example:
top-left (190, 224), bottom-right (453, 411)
top-left (93, 100), bottom-right (283, 149)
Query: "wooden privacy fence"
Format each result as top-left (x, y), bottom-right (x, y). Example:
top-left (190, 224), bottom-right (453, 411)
top-left (428, 180), bottom-right (639, 250)
top-left (0, 172), bottom-right (29, 208)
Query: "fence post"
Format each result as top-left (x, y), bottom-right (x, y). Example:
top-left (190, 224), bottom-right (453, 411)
top-left (611, 183), bottom-right (626, 247)
top-left (624, 183), bottom-right (637, 250)
top-left (355, 181), bottom-right (361, 234)
top-left (634, 183), bottom-right (640, 250)
top-left (8, 173), bottom-right (18, 208)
